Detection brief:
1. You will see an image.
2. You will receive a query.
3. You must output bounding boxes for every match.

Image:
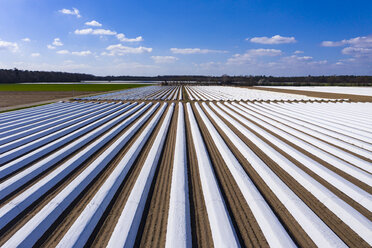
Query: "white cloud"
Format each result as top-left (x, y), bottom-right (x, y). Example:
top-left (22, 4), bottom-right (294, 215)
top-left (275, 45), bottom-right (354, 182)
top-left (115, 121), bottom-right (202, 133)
top-left (322, 35), bottom-right (372, 59)
top-left (249, 35), bottom-right (296, 44)
top-left (56, 50), bottom-right (69, 54)
top-left (246, 48), bottom-right (282, 56)
top-left (47, 44), bottom-right (56, 50)
top-left (22, 38), bottom-right (31, 42)
top-left (227, 48), bottom-right (282, 64)
top-left (75, 29), bottom-right (144, 43)
top-left (308, 60), bottom-right (327, 65)
top-left (116, 33), bottom-right (144, 42)
top-left (294, 50), bottom-right (304, 54)
top-left (31, 53), bottom-right (40, 57)
top-left (74, 28), bottom-right (117, 35)
top-left (321, 41), bottom-right (343, 47)
top-left (342, 47), bottom-right (372, 57)
top-left (85, 20), bottom-right (102, 27)
top-left (284, 55), bottom-right (313, 61)
top-left (71, 50), bottom-right (92, 56)
top-left (151, 56), bottom-right (178, 63)
top-left (52, 38), bottom-right (63, 46)
top-left (0, 40), bottom-right (19, 52)
top-left (102, 44), bottom-right (152, 56)
top-left (74, 28), bottom-right (93, 35)
top-left (59, 8), bottom-right (81, 18)
top-left (322, 35), bottom-right (372, 47)
top-left (321, 35), bottom-right (372, 48)
top-left (335, 62), bottom-right (344, 65)
top-left (56, 50), bottom-right (92, 56)
top-left (170, 48), bottom-right (227, 54)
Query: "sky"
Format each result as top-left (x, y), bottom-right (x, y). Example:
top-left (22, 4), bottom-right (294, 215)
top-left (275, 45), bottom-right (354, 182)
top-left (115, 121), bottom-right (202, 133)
top-left (0, 0), bottom-right (371, 76)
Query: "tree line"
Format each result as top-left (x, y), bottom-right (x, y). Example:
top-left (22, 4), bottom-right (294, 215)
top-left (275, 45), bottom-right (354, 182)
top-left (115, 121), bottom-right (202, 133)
top-left (1, 68), bottom-right (372, 86)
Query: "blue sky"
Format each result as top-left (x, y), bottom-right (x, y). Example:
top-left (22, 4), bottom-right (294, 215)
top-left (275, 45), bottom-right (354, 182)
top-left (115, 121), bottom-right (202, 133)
top-left (0, 0), bottom-right (371, 76)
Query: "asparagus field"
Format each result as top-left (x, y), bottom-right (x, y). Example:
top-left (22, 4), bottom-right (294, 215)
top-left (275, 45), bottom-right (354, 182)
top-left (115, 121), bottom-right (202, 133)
top-left (0, 86), bottom-right (371, 247)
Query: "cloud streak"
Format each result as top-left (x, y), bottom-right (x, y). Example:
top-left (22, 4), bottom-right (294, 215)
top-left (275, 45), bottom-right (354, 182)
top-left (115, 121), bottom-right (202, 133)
top-left (116, 33), bottom-right (143, 42)
top-left (74, 28), bottom-right (117, 35)
top-left (58, 8), bottom-right (81, 18)
top-left (321, 36), bottom-right (372, 47)
top-left (249, 35), bottom-right (296, 44)
top-left (52, 38), bottom-right (63, 46)
top-left (102, 44), bottom-right (152, 56)
top-left (170, 48), bottom-right (227, 54)
top-left (227, 48), bottom-right (282, 64)
top-left (0, 39), bottom-right (19, 52)
top-left (56, 50), bottom-right (92, 56)
top-left (151, 56), bottom-right (178, 63)
top-left (85, 20), bottom-right (102, 27)
top-left (322, 35), bottom-right (372, 58)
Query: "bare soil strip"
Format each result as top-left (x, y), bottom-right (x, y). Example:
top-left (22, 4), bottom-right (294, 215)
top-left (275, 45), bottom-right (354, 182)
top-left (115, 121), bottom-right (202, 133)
top-left (233, 103), bottom-right (372, 195)
top-left (43, 102), bottom-right (164, 247)
top-left (184, 103), bottom-right (214, 247)
top-left (206, 102), bottom-right (316, 247)
top-left (1, 96), bottom-right (371, 247)
top-left (196, 103), bottom-right (269, 247)
top-left (0, 103), bottom-right (157, 246)
top-left (236, 105), bottom-right (372, 219)
top-left (83, 104), bottom-right (169, 247)
top-left (252, 103), bottom-right (372, 165)
top-left (0, 91), bottom-right (100, 109)
top-left (221, 103), bottom-right (370, 247)
top-left (137, 103), bottom-right (179, 247)
top-left (0, 103), bottom-right (128, 183)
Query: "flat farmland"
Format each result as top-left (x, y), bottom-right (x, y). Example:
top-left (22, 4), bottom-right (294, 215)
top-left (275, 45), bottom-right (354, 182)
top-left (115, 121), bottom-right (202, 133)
top-left (0, 86), bottom-right (371, 247)
top-left (254, 86), bottom-right (372, 102)
top-left (0, 84), bottom-right (149, 109)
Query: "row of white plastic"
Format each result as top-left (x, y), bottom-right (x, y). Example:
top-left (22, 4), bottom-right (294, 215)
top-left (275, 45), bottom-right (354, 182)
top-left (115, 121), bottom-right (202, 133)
top-left (215, 102), bottom-right (371, 245)
top-left (1, 102), bottom-right (160, 247)
top-left (259, 86), bottom-right (372, 97)
top-left (1, 101), bottom-right (370, 247)
top-left (0, 102), bottom-right (130, 163)
top-left (185, 85), bottom-right (341, 101)
top-left (78, 86), bottom-right (183, 101)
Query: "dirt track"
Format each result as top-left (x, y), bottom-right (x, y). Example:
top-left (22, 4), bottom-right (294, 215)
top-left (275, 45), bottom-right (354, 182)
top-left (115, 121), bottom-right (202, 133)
top-left (0, 91), bottom-right (98, 109)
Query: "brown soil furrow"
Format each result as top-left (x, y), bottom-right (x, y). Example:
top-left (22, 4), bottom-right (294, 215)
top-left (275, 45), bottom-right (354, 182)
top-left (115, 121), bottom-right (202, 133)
top-left (195, 103), bottom-right (269, 247)
top-left (236, 106), bottom-right (372, 219)
top-left (0, 104), bottom-right (148, 244)
top-left (0, 103), bottom-right (153, 245)
top-left (252, 102), bottom-right (372, 164)
top-left (0, 105), bottom-right (141, 206)
top-left (184, 103), bottom-right (214, 247)
top-left (207, 102), bottom-right (316, 247)
top-left (0, 91), bottom-right (99, 108)
top-left (182, 86), bottom-right (189, 101)
top-left (85, 103), bottom-right (169, 247)
top-left (40, 103), bottom-right (166, 247)
top-left (221, 103), bottom-right (370, 247)
top-left (233, 103), bottom-right (372, 193)
top-left (137, 103), bottom-right (179, 247)
top-left (246, 103), bottom-right (372, 165)
top-left (0, 103), bottom-right (132, 186)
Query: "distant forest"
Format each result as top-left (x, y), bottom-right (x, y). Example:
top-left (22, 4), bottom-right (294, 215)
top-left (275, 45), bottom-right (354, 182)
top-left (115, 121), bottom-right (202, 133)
top-left (1, 68), bottom-right (372, 86)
